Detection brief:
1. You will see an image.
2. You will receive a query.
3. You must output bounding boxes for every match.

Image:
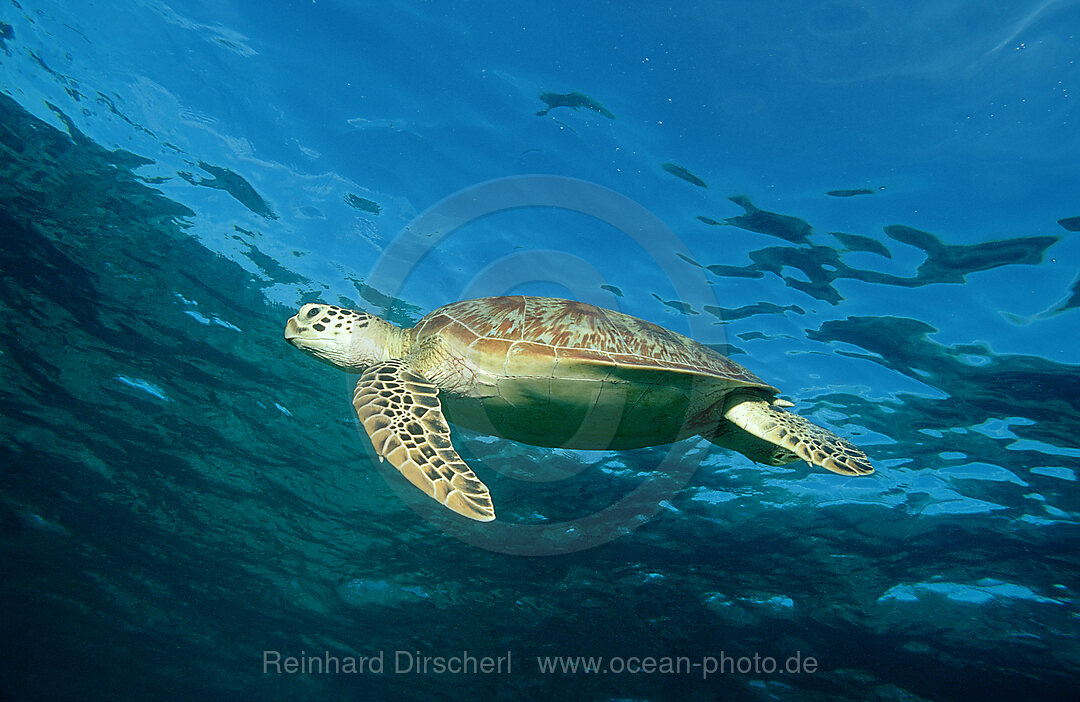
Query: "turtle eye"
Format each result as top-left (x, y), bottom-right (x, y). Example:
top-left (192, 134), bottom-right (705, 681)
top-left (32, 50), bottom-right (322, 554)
top-left (305, 307), bottom-right (322, 319)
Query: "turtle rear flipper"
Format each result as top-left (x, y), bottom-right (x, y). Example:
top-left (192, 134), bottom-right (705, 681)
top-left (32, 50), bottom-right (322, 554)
top-left (723, 397), bottom-right (874, 476)
top-left (704, 421), bottom-right (800, 467)
top-left (353, 361), bottom-right (496, 521)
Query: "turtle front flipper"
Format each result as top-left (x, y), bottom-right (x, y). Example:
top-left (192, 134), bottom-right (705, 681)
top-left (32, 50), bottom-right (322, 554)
top-left (723, 396), bottom-right (874, 476)
top-left (353, 360), bottom-right (496, 521)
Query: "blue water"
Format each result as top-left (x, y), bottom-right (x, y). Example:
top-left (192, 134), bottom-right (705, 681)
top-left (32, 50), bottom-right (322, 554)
top-left (1, 1), bottom-right (1078, 700)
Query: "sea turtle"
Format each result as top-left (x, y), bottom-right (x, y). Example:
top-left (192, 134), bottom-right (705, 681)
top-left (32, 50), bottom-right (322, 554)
top-left (284, 296), bottom-right (873, 522)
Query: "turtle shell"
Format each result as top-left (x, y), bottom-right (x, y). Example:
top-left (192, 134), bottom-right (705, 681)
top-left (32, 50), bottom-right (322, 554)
top-left (410, 296), bottom-right (776, 391)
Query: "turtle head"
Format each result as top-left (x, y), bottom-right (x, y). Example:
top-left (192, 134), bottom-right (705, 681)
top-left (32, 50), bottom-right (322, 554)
top-left (284, 303), bottom-right (404, 372)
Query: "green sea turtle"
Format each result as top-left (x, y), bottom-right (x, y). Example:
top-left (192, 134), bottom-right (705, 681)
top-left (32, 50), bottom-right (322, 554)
top-left (284, 296), bottom-right (873, 522)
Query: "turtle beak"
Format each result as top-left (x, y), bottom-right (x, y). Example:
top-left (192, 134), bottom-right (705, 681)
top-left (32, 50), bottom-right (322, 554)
top-left (283, 316), bottom-right (302, 346)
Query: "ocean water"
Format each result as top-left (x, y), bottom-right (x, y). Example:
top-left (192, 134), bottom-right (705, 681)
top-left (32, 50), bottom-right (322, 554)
top-left (1, 1), bottom-right (1078, 700)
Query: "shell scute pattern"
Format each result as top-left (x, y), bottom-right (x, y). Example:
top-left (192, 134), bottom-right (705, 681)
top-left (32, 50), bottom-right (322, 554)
top-left (413, 296), bottom-right (773, 387)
